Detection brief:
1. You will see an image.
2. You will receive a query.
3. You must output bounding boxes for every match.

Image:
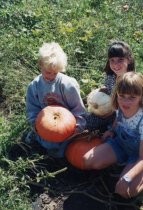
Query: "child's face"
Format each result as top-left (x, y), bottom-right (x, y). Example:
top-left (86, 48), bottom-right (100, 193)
top-left (117, 93), bottom-right (142, 118)
top-left (41, 67), bottom-right (58, 81)
top-left (109, 57), bottom-right (129, 76)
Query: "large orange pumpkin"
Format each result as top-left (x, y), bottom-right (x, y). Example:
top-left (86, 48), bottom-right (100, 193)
top-left (65, 134), bottom-right (102, 170)
top-left (35, 106), bottom-right (76, 142)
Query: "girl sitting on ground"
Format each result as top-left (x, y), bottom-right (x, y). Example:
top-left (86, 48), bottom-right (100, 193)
top-left (84, 72), bottom-right (143, 199)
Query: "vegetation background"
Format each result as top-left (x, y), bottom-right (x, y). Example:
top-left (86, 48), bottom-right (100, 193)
top-left (0, 0), bottom-right (143, 209)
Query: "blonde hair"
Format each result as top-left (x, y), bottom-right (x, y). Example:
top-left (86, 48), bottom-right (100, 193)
top-left (38, 42), bottom-right (67, 72)
top-left (112, 72), bottom-right (143, 109)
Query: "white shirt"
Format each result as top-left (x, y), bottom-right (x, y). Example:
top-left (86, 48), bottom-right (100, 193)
top-left (117, 108), bottom-right (143, 140)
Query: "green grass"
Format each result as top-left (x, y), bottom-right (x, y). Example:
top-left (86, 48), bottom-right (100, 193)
top-left (1, 0), bottom-right (143, 209)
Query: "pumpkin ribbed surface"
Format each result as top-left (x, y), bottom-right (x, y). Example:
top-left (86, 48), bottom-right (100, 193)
top-left (35, 106), bottom-right (76, 142)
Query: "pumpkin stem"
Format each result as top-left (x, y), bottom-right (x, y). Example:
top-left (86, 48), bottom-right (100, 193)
top-left (53, 113), bottom-right (60, 120)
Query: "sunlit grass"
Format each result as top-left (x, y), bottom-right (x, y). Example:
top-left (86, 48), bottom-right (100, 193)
top-left (0, 0), bottom-right (143, 208)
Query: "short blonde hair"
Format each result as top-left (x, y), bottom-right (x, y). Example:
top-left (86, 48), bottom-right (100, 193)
top-left (39, 42), bottom-right (67, 72)
top-left (112, 72), bottom-right (143, 109)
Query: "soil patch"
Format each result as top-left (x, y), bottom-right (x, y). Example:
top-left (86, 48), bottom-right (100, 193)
top-left (8, 140), bottom-right (143, 210)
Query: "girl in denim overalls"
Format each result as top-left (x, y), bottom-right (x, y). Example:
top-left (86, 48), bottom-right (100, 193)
top-left (84, 72), bottom-right (143, 199)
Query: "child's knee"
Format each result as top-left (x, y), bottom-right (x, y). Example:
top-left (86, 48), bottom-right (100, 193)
top-left (115, 184), bottom-right (138, 198)
top-left (115, 184), bottom-right (128, 198)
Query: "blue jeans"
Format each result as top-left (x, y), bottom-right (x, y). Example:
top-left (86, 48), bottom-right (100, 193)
top-left (35, 134), bottom-right (71, 158)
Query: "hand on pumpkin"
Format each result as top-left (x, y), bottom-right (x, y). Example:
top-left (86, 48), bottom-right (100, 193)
top-left (102, 130), bottom-right (114, 142)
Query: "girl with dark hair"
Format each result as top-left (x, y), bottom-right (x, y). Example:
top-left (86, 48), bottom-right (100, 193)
top-left (84, 40), bottom-right (135, 132)
top-left (104, 40), bottom-right (135, 95)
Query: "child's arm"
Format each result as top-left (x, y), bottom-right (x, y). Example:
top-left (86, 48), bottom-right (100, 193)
top-left (123, 141), bottom-right (143, 179)
top-left (115, 141), bottom-right (143, 198)
top-left (26, 83), bottom-right (41, 127)
top-left (63, 78), bottom-right (86, 133)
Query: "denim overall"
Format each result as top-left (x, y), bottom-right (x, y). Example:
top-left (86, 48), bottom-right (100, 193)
top-left (107, 110), bottom-right (143, 164)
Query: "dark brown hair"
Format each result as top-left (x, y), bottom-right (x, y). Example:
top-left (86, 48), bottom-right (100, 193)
top-left (104, 40), bottom-right (135, 75)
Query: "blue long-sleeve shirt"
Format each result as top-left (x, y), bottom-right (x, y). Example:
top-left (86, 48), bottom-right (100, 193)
top-left (26, 72), bottom-right (86, 132)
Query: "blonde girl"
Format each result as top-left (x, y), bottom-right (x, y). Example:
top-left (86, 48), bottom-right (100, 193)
top-left (26, 42), bottom-right (86, 157)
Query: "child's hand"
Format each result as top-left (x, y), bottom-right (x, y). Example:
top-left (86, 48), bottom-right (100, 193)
top-left (102, 130), bottom-right (114, 141)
